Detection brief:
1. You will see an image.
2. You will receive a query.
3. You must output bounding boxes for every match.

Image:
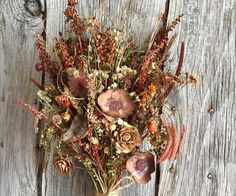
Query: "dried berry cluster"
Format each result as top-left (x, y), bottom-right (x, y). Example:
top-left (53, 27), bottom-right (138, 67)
top-left (18, 0), bottom-right (196, 195)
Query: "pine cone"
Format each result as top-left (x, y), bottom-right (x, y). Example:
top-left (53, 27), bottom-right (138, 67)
top-left (53, 154), bottom-right (75, 175)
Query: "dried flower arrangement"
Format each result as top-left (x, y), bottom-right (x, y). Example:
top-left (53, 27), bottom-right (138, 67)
top-left (17, 0), bottom-right (196, 195)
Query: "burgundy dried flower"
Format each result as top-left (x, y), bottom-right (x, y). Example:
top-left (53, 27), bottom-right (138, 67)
top-left (126, 152), bottom-right (155, 184)
top-left (97, 89), bottom-right (135, 118)
top-left (35, 63), bottom-right (44, 71)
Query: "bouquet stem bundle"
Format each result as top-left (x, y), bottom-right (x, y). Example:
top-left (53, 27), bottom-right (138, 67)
top-left (17, 0), bottom-right (196, 195)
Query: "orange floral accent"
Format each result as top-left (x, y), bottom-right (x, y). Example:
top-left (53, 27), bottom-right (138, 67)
top-left (147, 120), bottom-right (157, 133)
top-left (64, 0), bottom-right (85, 37)
top-left (55, 38), bottom-right (75, 68)
top-left (139, 83), bottom-right (156, 107)
top-left (96, 32), bottom-right (116, 66)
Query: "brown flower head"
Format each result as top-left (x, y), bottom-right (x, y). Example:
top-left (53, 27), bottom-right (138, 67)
top-left (53, 154), bottom-right (75, 175)
top-left (126, 152), bottom-right (155, 184)
top-left (67, 68), bottom-right (87, 98)
top-left (114, 126), bottom-right (141, 153)
top-left (97, 89), bottom-right (135, 118)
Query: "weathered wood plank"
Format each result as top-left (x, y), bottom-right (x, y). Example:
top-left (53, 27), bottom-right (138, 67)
top-left (158, 0), bottom-right (236, 196)
top-left (41, 1), bottom-right (94, 196)
top-left (0, 0), bottom-right (44, 195)
top-left (2, 0), bottom-right (234, 196)
top-left (42, 0), bottom-right (165, 196)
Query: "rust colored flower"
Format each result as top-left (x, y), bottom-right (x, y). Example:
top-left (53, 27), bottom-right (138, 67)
top-left (114, 126), bottom-right (141, 153)
top-left (126, 152), bottom-right (155, 184)
top-left (147, 120), bottom-right (157, 133)
top-left (96, 32), bottom-right (116, 66)
top-left (139, 83), bottom-right (156, 108)
top-left (97, 89), bottom-right (135, 118)
top-left (53, 154), bottom-right (75, 175)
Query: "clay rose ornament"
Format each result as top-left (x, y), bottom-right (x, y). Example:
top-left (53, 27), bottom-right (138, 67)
top-left (97, 89), bottom-right (135, 118)
top-left (126, 152), bottom-right (155, 184)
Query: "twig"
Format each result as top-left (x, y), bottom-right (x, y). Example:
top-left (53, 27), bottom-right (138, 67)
top-left (175, 126), bottom-right (186, 159)
top-left (175, 42), bottom-right (185, 76)
top-left (170, 126), bottom-right (179, 159)
top-left (30, 77), bottom-right (44, 90)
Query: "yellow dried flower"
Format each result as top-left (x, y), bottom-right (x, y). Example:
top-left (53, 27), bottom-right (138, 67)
top-left (148, 83), bottom-right (156, 95)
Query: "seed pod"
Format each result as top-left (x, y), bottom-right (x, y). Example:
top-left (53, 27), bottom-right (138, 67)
top-left (35, 63), bottom-right (44, 71)
top-left (126, 152), bottom-right (155, 184)
top-left (97, 89), bottom-right (135, 118)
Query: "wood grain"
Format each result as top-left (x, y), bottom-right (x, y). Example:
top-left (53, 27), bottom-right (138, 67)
top-left (158, 0), bottom-right (236, 196)
top-left (0, 0), bottom-right (44, 195)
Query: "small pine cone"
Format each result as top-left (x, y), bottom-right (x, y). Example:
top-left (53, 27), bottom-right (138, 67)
top-left (53, 154), bottom-right (75, 175)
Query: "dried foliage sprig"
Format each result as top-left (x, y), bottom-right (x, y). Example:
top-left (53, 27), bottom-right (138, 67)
top-left (18, 0), bottom-right (196, 195)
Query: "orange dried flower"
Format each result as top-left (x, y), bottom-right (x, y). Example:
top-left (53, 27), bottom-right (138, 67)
top-left (139, 83), bottom-right (156, 107)
top-left (36, 35), bottom-right (59, 78)
top-left (64, 0), bottom-right (85, 37)
top-left (55, 95), bottom-right (70, 108)
top-left (55, 39), bottom-right (75, 68)
top-left (96, 32), bottom-right (116, 66)
top-left (148, 83), bottom-right (156, 95)
top-left (147, 120), bottom-right (157, 133)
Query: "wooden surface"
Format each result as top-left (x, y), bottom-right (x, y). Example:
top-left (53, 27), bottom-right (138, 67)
top-left (158, 0), bottom-right (236, 196)
top-left (0, 0), bottom-right (235, 196)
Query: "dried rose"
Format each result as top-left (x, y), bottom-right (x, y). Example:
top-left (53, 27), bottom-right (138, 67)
top-left (53, 154), bottom-right (75, 175)
top-left (126, 152), bottom-right (155, 184)
top-left (114, 126), bottom-right (141, 153)
top-left (97, 89), bottom-right (135, 118)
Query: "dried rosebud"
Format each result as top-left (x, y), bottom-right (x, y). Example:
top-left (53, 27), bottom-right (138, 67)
top-left (53, 154), bottom-right (75, 175)
top-left (126, 152), bottom-right (155, 184)
top-left (97, 89), bottom-right (135, 118)
top-left (114, 126), bottom-right (141, 153)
